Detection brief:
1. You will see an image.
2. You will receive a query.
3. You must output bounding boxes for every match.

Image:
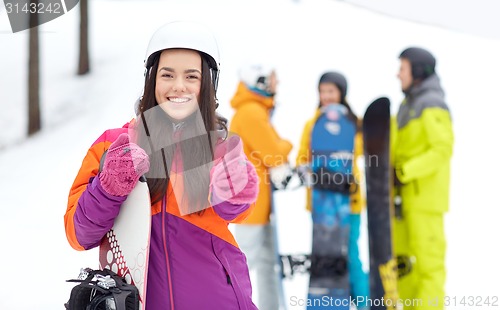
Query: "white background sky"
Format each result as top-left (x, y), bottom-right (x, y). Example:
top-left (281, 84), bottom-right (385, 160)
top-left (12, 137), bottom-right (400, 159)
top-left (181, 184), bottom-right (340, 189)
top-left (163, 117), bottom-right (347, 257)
top-left (1, 0), bottom-right (500, 308)
top-left (341, 0), bottom-right (500, 41)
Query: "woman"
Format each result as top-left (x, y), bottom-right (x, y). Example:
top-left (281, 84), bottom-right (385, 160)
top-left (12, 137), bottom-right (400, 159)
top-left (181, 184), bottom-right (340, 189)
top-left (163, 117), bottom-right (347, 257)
top-left (64, 21), bottom-right (259, 310)
top-left (296, 71), bottom-right (369, 308)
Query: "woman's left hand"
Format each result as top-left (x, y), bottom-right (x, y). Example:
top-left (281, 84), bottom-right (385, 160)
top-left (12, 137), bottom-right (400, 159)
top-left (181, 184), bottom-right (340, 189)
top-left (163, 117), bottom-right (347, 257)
top-left (210, 136), bottom-right (259, 205)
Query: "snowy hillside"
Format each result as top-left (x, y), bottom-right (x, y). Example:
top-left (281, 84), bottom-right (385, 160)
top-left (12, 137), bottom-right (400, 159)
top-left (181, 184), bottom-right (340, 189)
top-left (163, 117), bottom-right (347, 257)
top-left (1, 0), bottom-right (500, 309)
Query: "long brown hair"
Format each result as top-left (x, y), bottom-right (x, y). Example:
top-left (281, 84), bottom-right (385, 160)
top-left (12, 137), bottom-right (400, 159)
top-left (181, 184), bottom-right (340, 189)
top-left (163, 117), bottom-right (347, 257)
top-left (135, 50), bottom-right (222, 214)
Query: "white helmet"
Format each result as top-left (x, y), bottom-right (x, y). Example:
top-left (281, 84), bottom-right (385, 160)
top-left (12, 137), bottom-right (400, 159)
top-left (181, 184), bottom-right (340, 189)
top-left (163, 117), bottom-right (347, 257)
top-left (144, 21), bottom-right (221, 93)
top-left (238, 62), bottom-right (275, 92)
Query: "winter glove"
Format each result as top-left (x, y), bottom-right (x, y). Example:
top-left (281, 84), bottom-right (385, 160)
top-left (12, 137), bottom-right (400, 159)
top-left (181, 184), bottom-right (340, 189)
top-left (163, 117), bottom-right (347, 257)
top-left (393, 167), bottom-right (404, 187)
top-left (99, 133), bottom-right (150, 196)
top-left (210, 135), bottom-right (259, 205)
top-left (269, 163), bottom-right (294, 190)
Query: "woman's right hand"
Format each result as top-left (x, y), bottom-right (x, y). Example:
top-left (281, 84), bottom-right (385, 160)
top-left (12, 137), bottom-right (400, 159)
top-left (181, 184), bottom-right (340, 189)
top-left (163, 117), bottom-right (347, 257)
top-left (99, 133), bottom-right (150, 196)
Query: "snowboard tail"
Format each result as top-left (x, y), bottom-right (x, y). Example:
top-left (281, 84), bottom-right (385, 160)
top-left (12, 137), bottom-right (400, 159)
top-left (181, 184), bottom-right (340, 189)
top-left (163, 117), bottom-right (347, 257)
top-left (99, 179), bottom-right (151, 310)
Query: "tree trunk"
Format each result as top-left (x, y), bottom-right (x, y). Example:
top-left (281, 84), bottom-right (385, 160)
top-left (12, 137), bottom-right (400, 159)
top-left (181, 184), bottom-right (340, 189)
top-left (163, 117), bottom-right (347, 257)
top-left (78, 0), bottom-right (90, 75)
top-left (28, 0), bottom-right (41, 136)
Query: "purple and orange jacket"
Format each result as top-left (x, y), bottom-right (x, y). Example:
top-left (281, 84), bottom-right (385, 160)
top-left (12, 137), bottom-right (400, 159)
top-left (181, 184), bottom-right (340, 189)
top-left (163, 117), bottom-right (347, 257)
top-left (64, 123), bottom-right (258, 310)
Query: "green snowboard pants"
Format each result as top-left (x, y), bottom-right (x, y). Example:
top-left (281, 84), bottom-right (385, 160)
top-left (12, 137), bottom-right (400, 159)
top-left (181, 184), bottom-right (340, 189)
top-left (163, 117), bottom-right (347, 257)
top-left (394, 211), bottom-right (446, 310)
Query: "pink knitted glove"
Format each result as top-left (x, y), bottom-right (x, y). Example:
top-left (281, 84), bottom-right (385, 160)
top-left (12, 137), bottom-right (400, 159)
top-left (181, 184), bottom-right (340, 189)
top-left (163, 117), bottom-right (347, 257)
top-left (99, 133), bottom-right (150, 196)
top-left (210, 136), bottom-right (259, 205)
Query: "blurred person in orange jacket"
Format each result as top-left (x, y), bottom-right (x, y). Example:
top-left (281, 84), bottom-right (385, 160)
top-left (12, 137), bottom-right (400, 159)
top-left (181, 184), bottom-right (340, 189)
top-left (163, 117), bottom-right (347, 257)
top-left (229, 62), bottom-right (293, 310)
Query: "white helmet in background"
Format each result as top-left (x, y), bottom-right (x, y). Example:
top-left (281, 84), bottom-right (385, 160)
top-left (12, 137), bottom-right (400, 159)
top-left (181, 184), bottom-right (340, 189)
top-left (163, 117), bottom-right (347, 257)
top-left (238, 62), bottom-right (275, 92)
top-left (144, 20), bottom-right (221, 91)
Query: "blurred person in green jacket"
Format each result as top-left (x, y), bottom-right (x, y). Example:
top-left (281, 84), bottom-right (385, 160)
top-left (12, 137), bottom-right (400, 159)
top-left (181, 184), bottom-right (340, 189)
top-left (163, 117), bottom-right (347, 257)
top-left (393, 47), bottom-right (454, 309)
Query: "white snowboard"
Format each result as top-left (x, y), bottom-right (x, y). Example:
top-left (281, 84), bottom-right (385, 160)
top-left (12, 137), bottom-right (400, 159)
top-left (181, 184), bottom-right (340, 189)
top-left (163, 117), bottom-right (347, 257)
top-left (99, 179), bottom-right (151, 309)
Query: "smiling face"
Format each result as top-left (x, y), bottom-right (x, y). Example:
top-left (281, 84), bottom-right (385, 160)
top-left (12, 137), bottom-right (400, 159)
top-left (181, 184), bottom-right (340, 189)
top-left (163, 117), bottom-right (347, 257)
top-left (319, 82), bottom-right (342, 106)
top-left (155, 49), bottom-right (202, 120)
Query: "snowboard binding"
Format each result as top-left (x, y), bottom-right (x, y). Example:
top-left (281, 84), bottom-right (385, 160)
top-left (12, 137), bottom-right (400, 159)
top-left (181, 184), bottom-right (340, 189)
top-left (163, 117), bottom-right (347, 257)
top-left (397, 255), bottom-right (414, 278)
top-left (310, 255), bottom-right (348, 278)
top-left (280, 254), bottom-right (311, 278)
top-left (65, 268), bottom-right (140, 310)
top-left (312, 167), bottom-right (357, 194)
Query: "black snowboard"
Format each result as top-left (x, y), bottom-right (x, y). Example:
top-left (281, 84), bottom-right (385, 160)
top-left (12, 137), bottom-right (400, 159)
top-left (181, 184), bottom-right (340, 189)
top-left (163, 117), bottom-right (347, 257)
top-left (363, 97), bottom-right (398, 309)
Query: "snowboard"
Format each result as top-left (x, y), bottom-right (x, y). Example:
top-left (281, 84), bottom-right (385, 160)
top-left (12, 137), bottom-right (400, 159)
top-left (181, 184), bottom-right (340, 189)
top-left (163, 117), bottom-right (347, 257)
top-left (270, 186), bottom-right (289, 310)
top-left (362, 97), bottom-right (398, 309)
top-left (307, 104), bottom-right (356, 310)
top-left (99, 178), bottom-right (151, 310)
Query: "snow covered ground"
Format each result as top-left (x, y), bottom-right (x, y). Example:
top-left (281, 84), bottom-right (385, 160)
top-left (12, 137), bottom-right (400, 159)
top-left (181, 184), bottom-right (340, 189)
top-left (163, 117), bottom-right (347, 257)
top-left (1, 0), bottom-right (500, 308)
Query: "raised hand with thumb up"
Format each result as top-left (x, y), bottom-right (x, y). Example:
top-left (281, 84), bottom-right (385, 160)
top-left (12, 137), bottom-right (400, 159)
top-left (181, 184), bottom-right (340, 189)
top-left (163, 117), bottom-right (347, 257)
top-left (99, 133), bottom-right (150, 196)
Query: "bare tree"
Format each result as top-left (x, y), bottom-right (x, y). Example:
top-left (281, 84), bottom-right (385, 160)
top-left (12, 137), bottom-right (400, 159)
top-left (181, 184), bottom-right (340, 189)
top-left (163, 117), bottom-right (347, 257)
top-left (28, 0), bottom-right (41, 136)
top-left (78, 0), bottom-right (90, 75)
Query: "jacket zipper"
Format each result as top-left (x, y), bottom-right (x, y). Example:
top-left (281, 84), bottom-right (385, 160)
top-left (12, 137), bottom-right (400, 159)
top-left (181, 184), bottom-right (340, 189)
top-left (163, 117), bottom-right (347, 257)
top-left (225, 269), bottom-right (232, 284)
top-left (162, 195), bottom-right (175, 309)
